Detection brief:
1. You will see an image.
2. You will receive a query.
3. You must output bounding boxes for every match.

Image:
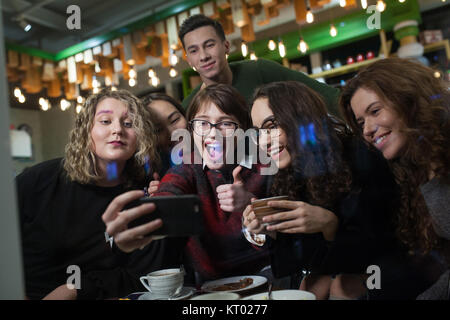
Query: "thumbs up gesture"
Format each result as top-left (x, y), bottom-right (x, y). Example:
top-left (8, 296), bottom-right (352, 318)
top-left (216, 166), bottom-right (254, 213)
top-left (148, 172), bottom-right (160, 196)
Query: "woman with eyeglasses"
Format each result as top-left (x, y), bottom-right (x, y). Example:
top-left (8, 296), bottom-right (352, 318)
top-left (242, 81), bottom-right (429, 299)
top-left (103, 84), bottom-right (271, 285)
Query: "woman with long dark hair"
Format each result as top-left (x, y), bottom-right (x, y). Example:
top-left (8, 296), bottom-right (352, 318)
top-left (243, 81), bottom-right (430, 299)
top-left (339, 58), bottom-right (450, 299)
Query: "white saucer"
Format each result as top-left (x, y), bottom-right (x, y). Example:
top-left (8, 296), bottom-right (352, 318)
top-left (138, 286), bottom-right (195, 300)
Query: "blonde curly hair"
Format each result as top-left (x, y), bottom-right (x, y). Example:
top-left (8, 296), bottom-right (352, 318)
top-left (64, 88), bottom-right (160, 186)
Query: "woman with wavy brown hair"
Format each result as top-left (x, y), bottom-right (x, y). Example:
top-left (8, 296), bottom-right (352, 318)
top-left (340, 57), bottom-right (450, 299)
top-left (243, 81), bottom-right (416, 299)
top-left (16, 88), bottom-right (176, 300)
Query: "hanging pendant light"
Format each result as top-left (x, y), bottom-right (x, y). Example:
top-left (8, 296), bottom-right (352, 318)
top-left (298, 38), bottom-right (308, 53)
top-left (241, 41), bottom-right (248, 57)
top-left (14, 87), bottom-right (21, 98)
top-left (306, 7), bottom-right (314, 24)
top-left (128, 67), bottom-right (137, 79)
top-left (169, 50), bottom-right (179, 66)
top-left (169, 67), bottom-right (178, 78)
top-left (268, 39), bottom-right (276, 51)
top-left (128, 78), bottom-right (136, 87)
top-left (361, 0), bottom-right (368, 9)
top-left (330, 24), bottom-right (338, 37)
top-left (150, 76), bottom-right (160, 87)
top-left (376, 0), bottom-right (386, 12)
top-left (278, 38), bottom-right (286, 58)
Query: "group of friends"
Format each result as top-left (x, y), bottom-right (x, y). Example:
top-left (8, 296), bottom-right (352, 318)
top-left (16, 14), bottom-right (449, 300)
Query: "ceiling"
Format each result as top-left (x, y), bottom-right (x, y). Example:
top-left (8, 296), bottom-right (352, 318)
top-left (3, 0), bottom-right (448, 55)
top-left (2, 0), bottom-right (449, 106)
top-left (2, 0), bottom-right (189, 53)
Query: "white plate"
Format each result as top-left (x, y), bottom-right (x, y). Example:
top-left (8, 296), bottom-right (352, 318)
top-left (137, 286), bottom-right (195, 300)
top-left (190, 292), bottom-right (241, 300)
top-left (201, 275), bottom-right (267, 293)
top-left (242, 289), bottom-right (316, 300)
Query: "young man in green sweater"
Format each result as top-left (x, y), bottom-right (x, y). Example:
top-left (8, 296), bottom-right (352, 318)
top-left (179, 14), bottom-right (340, 117)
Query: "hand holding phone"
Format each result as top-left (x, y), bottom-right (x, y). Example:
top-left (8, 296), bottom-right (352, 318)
top-left (128, 195), bottom-right (204, 237)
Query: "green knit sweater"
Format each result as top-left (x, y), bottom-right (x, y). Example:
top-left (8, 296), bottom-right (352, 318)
top-left (182, 58), bottom-right (340, 117)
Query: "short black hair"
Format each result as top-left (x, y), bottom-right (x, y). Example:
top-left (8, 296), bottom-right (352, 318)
top-left (178, 14), bottom-right (226, 48)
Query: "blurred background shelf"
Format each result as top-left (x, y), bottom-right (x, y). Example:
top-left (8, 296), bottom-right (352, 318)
top-left (309, 58), bottom-right (382, 79)
top-left (423, 39), bottom-right (450, 60)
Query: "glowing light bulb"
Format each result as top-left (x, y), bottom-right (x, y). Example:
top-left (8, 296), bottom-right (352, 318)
top-left (361, 0), bottom-right (368, 9)
top-left (111, 86), bottom-right (117, 91)
top-left (306, 9), bottom-right (314, 24)
top-left (170, 53), bottom-right (179, 66)
top-left (150, 76), bottom-right (160, 87)
top-left (41, 103), bottom-right (49, 111)
top-left (76, 104), bottom-right (83, 114)
top-left (268, 39), bottom-right (276, 51)
top-left (169, 67), bottom-right (178, 78)
top-left (19, 95), bottom-right (25, 103)
top-left (128, 78), bottom-right (136, 87)
top-left (376, 0), bottom-right (386, 12)
top-left (93, 87), bottom-right (100, 94)
top-left (39, 97), bottom-right (45, 106)
top-left (278, 40), bottom-right (286, 58)
top-left (128, 68), bottom-right (137, 79)
top-left (298, 39), bottom-right (308, 53)
top-left (92, 77), bottom-right (100, 88)
top-left (148, 68), bottom-right (155, 78)
top-left (250, 52), bottom-right (257, 61)
top-left (60, 99), bottom-right (70, 111)
top-left (241, 42), bottom-right (248, 57)
top-left (95, 61), bottom-right (101, 73)
top-left (399, 0), bottom-right (405, 2)
top-left (330, 24), bottom-right (338, 37)
top-left (14, 87), bottom-right (21, 98)
top-left (77, 96), bottom-right (84, 104)
top-left (340, 0), bottom-right (346, 7)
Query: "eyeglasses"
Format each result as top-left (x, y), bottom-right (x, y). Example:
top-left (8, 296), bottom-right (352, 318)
top-left (190, 119), bottom-right (239, 137)
top-left (251, 117), bottom-right (281, 142)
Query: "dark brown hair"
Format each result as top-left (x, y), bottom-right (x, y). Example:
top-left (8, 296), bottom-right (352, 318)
top-left (339, 57), bottom-right (450, 254)
top-left (178, 14), bottom-right (226, 49)
top-left (142, 92), bottom-right (185, 116)
top-left (187, 83), bottom-right (250, 130)
top-left (252, 81), bottom-right (352, 209)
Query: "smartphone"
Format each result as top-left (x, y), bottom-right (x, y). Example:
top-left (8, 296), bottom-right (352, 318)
top-left (127, 195), bottom-right (204, 237)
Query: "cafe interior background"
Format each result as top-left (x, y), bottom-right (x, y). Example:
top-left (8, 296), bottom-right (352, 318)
top-left (0, 0), bottom-right (449, 299)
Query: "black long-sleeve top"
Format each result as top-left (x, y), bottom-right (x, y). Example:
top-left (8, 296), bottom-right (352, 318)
top-left (269, 138), bottom-right (445, 299)
top-left (17, 158), bottom-right (183, 300)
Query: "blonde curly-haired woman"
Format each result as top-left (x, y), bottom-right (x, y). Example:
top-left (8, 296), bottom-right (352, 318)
top-left (17, 89), bottom-right (179, 300)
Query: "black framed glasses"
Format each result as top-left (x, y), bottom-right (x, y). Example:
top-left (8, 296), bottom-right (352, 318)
top-left (190, 119), bottom-right (239, 137)
top-left (251, 117), bottom-right (281, 143)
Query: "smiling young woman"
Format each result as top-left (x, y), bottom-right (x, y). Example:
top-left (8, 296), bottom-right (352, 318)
top-left (16, 89), bottom-right (175, 300)
top-left (243, 81), bottom-right (411, 299)
top-left (339, 58), bottom-right (450, 299)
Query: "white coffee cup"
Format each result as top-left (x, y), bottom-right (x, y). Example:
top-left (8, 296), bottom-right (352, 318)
top-left (140, 268), bottom-right (184, 298)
